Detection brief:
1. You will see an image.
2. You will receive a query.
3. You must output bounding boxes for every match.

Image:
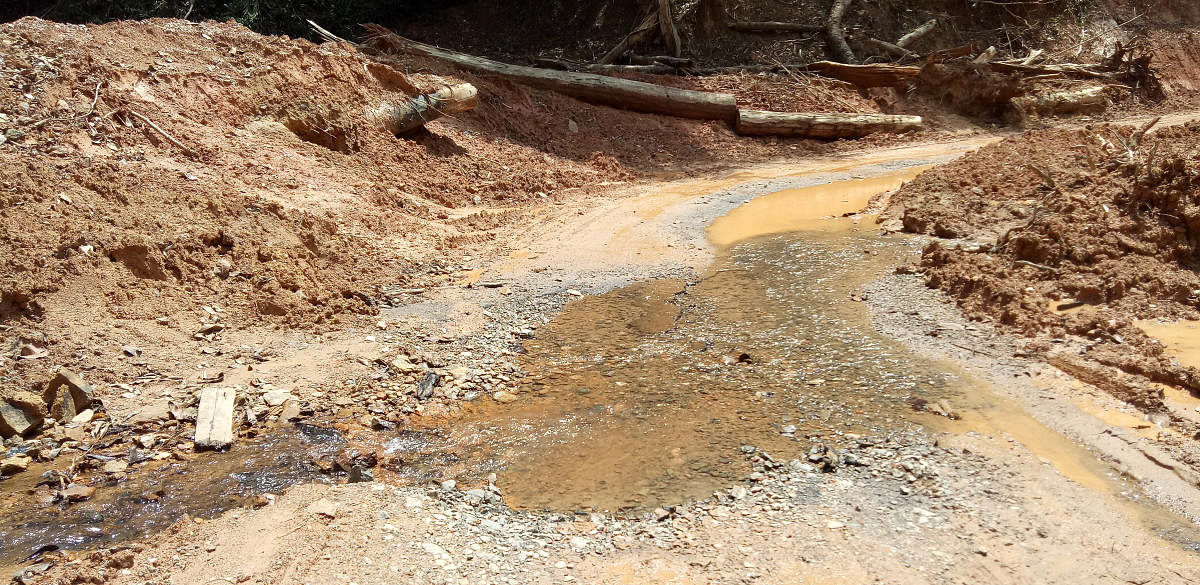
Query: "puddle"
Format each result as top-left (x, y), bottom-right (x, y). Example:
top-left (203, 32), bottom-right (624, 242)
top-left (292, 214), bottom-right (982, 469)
top-left (393, 231), bottom-right (971, 512)
top-left (0, 423), bottom-right (344, 566)
top-left (707, 166), bottom-right (929, 246)
top-left (1136, 319), bottom-right (1200, 370)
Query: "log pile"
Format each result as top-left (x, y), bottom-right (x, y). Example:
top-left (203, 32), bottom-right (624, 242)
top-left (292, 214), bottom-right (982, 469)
top-left (361, 24), bottom-right (921, 139)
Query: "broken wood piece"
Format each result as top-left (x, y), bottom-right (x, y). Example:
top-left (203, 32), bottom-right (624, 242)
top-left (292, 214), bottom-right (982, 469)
top-left (734, 110), bottom-right (922, 138)
top-left (826, 0), bottom-right (858, 64)
top-left (194, 387), bottom-right (235, 450)
top-left (973, 45), bottom-right (998, 64)
top-left (728, 21), bottom-right (825, 34)
top-left (364, 25), bottom-right (738, 121)
top-left (657, 0), bottom-right (682, 57)
top-left (895, 19), bottom-right (937, 49)
top-left (369, 83), bottom-right (479, 135)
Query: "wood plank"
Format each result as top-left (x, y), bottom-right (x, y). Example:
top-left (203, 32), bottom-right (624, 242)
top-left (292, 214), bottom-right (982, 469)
top-left (195, 387), bottom-right (235, 450)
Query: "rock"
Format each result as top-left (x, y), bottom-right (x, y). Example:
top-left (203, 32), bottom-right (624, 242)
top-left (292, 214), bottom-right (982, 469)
top-left (60, 484), bottom-right (95, 502)
top-left (279, 400), bottom-right (302, 421)
top-left (492, 391), bottom-right (518, 404)
top-left (416, 372), bottom-right (440, 401)
top-left (42, 369), bottom-right (94, 422)
top-left (262, 390), bottom-right (295, 407)
top-left (568, 119), bottom-right (579, 133)
top-left (103, 459), bottom-right (129, 474)
top-left (1, 454), bottom-right (32, 475)
top-left (826, 520), bottom-right (845, 529)
top-left (12, 562), bottom-right (51, 585)
top-left (421, 542), bottom-right (449, 558)
top-left (127, 399), bottom-right (172, 426)
top-left (441, 479), bottom-right (457, 490)
top-left (729, 485), bottom-right (748, 500)
top-left (347, 466), bottom-right (374, 483)
top-left (0, 396), bottom-right (43, 438)
top-left (305, 498), bottom-right (340, 518)
top-left (71, 409), bottom-right (95, 424)
top-left (389, 356), bottom-right (419, 374)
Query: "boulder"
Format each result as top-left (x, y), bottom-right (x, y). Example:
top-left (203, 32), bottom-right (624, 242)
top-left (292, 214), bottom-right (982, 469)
top-left (42, 369), bottom-right (94, 422)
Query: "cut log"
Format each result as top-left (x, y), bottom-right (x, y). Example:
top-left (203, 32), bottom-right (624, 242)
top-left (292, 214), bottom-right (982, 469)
top-left (368, 83), bottom-right (479, 135)
top-left (826, 0), bottom-right (858, 64)
top-left (895, 19), bottom-right (937, 49)
top-left (195, 387), bottom-right (235, 450)
top-left (1011, 86), bottom-right (1109, 122)
top-left (735, 110), bottom-right (922, 138)
top-left (600, 10), bottom-right (659, 64)
top-left (728, 21), bottom-right (825, 34)
top-left (364, 25), bottom-right (739, 121)
top-left (657, 0), bottom-right (682, 57)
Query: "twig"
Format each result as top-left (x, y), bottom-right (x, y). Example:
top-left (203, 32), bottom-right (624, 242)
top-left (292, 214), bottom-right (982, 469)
top-left (1014, 259), bottom-right (1059, 273)
top-left (124, 110), bottom-right (199, 158)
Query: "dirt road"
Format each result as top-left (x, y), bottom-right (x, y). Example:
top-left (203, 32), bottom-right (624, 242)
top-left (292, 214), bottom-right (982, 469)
top-left (21, 136), bottom-right (1200, 585)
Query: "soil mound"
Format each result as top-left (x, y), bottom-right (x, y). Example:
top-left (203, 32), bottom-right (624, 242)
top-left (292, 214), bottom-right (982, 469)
top-left (0, 17), bottom-right (893, 396)
top-left (883, 121), bottom-right (1200, 406)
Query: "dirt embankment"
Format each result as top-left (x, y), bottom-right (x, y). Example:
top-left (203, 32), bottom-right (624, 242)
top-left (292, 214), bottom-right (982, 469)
top-left (882, 121), bottom-right (1200, 408)
top-left (0, 17), bottom-right (902, 398)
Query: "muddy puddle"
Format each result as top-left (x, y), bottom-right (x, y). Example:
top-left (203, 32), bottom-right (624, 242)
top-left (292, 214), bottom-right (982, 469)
top-left (0, 423), bottom-right (343, 566)
top-left (388, 169), bottom-right (980, 512)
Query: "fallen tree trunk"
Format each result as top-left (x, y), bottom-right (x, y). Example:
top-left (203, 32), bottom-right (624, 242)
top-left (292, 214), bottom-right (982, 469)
top-left (364, 24), bottom-right (738, 121)
top-left (368, 83), bottom-right (479, 134)
top-left (826, 0), bottom-right (858, 64)
top-left (735, 110), bottom-right (922, 138)
top-left (728, 21), bottom-right (825, 33)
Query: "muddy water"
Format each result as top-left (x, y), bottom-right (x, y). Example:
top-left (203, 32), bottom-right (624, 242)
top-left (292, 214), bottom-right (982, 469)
top-left (0, 424), bottom-right (342, 566)
top-left (390, 169), bottom-right (983, 512)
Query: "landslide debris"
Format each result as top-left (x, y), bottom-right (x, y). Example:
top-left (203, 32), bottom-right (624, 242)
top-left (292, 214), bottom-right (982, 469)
top-left (883, 120), bottom-right (1200, 407)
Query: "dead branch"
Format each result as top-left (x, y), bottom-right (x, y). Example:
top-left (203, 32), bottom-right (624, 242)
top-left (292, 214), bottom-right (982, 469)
top-left (307, 20), bottom-right (357, 46)
top-left (728, 21), bottom-right (825, 33)
top-left (865, 37), bottom-right (916, 60)
top-left (896, 19), bottom-right (937, 49)
top-left (600, 10), bottom-right (659, 64)
top-left (124, 109), bottom-right (198, 158)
